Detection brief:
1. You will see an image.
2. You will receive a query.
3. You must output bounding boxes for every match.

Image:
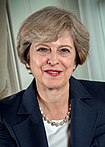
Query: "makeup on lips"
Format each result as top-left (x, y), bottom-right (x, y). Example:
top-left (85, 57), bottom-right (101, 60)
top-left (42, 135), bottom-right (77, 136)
top-left (44, 69), bottom-right (62, 77)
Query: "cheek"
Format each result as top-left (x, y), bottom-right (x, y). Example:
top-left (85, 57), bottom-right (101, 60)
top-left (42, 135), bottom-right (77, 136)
top-left (34, 58), bottom-right (41, 67)
top-left (30, 54), bottom-right (46, 69)
top-left (30, 56), bottom-right (41, 68)
top-left (63, 50), bottom-right (76, 69)
top-left (62, 57), bottom-right (76, 69)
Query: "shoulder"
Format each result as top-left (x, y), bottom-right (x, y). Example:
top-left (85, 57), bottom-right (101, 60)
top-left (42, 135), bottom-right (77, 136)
top-left (0, 79), bottom-right (35, 113)
top-left (71, 76), bottom-right (105, 97)
top-left (79, 79), bottom-right (105, 92)
top-left (0, 90), bottom-right (25, 114)
top-left (79, 79), bottom-right (105, 87)
top-left (79, 79), bottom-right (105, 102)
top-left (79, 79), bottom-right (105, 125)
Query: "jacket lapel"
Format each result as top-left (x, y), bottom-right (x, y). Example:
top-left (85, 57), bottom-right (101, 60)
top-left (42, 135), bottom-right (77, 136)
top-left (70, 77), bottom-right (98, 147)
top-left (13, 80), bottom-right (49, 147)
top-left (12, 77), bottom-right (98, 147)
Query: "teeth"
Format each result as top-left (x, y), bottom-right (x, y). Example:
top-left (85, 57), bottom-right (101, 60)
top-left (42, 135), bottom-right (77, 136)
top-left (49, 71), bottom-right (59, 74)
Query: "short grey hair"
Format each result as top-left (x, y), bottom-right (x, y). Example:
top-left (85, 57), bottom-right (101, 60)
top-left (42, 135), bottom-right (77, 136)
top-left (17, 6), bottom-right (89, 67)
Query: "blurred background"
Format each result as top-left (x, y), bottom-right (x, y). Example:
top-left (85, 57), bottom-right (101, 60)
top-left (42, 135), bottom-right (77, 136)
top-left (0, 0), bottom-right (105, 99)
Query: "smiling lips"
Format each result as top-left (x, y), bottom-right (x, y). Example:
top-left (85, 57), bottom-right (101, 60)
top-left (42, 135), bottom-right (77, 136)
top-left (44, 70), bottom-right (62, 77)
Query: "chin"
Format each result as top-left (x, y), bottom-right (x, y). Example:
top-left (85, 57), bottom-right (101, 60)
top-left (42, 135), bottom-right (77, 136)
top-left (46, 85), bottom-right (61, 89)
top-left (43, 81), bottom-right (63, 89)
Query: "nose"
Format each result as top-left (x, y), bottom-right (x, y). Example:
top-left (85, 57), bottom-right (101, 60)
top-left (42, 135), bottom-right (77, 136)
top-left (47, 50), bottom-right (59, 65)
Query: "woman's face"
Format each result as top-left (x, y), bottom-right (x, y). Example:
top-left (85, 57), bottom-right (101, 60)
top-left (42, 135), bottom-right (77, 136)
top-left (29, 31), bottom-right (76, 89)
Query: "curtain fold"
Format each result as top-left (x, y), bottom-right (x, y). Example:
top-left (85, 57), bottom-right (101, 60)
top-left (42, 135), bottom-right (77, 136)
top-left (0, 0), bottom-right (20, 99)
top-left (0, 0), bottom-right (9, 99)
top-left (76, 0), bottom-right (105, 81)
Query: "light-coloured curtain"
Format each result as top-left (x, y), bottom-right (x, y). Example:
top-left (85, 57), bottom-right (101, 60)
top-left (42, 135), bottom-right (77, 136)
top-left (0, 0), bottom-right (9, 99)
top-left (5, 0), bottom-right (105, 96)
top-left (75, 0), bottom-right (105, 81)
top-left (0, 0), bottom-right (20, 99)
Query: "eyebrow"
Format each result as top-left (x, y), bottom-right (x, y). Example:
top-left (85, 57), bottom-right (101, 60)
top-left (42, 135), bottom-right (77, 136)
top-left (33, 43), bottom-right (73, 50)
top-left (58, 45), bottom-right (73, 50)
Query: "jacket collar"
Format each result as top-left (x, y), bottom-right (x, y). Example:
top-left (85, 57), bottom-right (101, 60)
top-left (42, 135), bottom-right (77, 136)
top-left (18, 76), bottom-right (92, 115)
top-left (17, 79), bottom-right (38, 114)
top-left (70, 77), bottom-right (98, 146)
top-left (13, 79), bottom-right (49, 147)
top-left (15, 76), bottom-right (98, 147)
top-left (70, 76), bottom-right (92, 100)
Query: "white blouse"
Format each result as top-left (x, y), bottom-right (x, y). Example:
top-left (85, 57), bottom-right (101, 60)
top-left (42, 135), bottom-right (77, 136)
top-left (43, 119), bottom-right (70, 147)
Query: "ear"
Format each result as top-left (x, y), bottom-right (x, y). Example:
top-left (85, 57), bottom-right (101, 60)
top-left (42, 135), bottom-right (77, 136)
top-left (26, 63), bottom-right (30, 69)
top-left (73, 66), bottom-right (76, 70)
top-left (73, 62), bottom-right (76, 71)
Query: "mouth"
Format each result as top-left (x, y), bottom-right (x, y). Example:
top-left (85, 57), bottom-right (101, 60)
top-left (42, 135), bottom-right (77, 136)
top-left (44, 70), bottom-right (62, 77)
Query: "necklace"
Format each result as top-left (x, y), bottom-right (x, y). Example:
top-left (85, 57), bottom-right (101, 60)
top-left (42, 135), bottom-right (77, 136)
top-left (40, 105), bottom-right (71, 127)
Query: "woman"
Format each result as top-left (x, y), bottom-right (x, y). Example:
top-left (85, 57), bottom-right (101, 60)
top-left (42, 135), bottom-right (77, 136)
top-left (0, 6), bottom-right (105, 147)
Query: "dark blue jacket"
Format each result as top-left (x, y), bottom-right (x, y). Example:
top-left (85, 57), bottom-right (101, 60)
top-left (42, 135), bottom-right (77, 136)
top-left (0, 76), bottom-right (105, 147)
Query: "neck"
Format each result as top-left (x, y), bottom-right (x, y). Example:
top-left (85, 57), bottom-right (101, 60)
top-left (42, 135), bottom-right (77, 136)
top-left (36, 81), bottom-right (70, 120)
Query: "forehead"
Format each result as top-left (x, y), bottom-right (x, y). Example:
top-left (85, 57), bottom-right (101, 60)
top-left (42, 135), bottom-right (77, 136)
top-left (31, 31), bottom-right (74, 46)
top-left (54, 31), bottom-right (73, 43)
top-left (49, 31), bottom-right (74, 48)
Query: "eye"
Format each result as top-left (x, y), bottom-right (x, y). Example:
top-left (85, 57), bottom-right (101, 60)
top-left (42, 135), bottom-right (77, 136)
top-left (37, 47), bottom-right (51, 55)
top-left (60, 48), bottom-right (70, 53)
top-left (58, 48), bottom-right (71, 56)
top-left (37, 47), bottom-right (49, 52)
